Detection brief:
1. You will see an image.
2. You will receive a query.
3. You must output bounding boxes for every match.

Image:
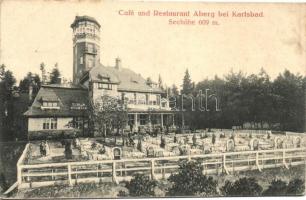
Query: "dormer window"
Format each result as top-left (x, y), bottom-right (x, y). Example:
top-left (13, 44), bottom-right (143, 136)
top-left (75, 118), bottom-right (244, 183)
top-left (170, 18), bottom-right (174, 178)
top-left (42, 101), bottom-right (58, 107)
top-left (98, 83), bottom-right (112, 90)
top-left (41, 98), bottom-right (60, 110)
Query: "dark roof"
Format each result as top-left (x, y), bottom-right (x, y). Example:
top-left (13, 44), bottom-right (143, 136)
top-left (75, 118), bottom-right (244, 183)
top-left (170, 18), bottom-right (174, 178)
top-left (71, 15), bottom-right (101, 28)
top-left (89, 64), bottom-right (164, 94)
top-left (24, 85), bottom-right (89, 117)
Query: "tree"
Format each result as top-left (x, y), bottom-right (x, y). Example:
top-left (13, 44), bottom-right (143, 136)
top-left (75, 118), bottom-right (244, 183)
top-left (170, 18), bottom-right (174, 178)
top-left (286, 179), bottom-right (305, 195)
top-left (181, 69), bottom-right (194, 95)
top-left (221, 177), bottom-right (262, 196)
top-left (19, 72), bottom-right (41, 93)
top-left (272, 70), bottom-right (305, 132)
top-left (171, 84), bottom-right (179, 96)
top-left (40, 62), bottom-right (47, 84)
top-left (0, 64), bottom-right (16, 140)
top-left (88, 95), bottom-right (128, 138)
top-left (49, 63), bottom-right (61, 84)
top-left (126, 174), bottom-right (158, 197)
top-left (167, 161), bottom-right (218, 196)
top-left (158, 74), bottom-right (163, 90)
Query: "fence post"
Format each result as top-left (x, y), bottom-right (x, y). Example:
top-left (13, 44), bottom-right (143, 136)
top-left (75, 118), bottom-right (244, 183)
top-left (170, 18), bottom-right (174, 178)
top-left (222, 154), bottom-right (229, 174)
top-left (151, 159), bottom-right (156, 180)
top-left (256, 152), bottom-right (262, 172)
top-left (112, 162), bottom-right (118, 184)
top-left (282, 150), bottom-right (289, 169)
top-left (17, 164), bottom-right (22, 187)
top-left (67, 164), bottom-right (73, 186)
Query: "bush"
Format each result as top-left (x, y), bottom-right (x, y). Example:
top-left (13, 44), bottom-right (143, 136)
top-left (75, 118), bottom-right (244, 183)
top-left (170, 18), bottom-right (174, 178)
top-left (91, 142), bottom-right (97, 150)
top-left (167, 161), bottom-right (218, 197)
top-left (221, 177), bottom-right (262, 196)
top-left (263, 178), bottom-right (305, 196)
top-left (263, 179), bottom-right (287, 196)
top-left (98, 147), bottom-right (106, 154)
top-left (286, 179), bottom-right (305, 195)
top-left (125, 174), bottom-right (158, 197)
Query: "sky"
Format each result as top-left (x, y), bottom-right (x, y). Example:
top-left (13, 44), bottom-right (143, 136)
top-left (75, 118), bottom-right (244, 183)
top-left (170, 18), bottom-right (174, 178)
top-left (0, 1), bottom-right (305, 88)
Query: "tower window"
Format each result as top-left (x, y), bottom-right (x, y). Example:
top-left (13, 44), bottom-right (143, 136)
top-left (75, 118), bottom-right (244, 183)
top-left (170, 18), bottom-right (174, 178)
top-left (80, 56), bottom-right (83, 64)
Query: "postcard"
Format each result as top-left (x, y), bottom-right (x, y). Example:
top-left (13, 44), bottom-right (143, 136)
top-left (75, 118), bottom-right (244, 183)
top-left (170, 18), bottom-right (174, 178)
top-left (0, 0), bottom-right (305, 198)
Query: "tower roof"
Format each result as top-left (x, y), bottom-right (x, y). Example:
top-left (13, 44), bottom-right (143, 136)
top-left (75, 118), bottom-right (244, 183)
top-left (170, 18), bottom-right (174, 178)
top-left (71, 15), bottom-right (101, 28)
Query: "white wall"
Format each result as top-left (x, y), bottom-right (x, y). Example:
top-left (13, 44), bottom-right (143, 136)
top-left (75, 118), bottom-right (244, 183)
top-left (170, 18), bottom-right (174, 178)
top-left (28, 117), bottom-right (73, 131)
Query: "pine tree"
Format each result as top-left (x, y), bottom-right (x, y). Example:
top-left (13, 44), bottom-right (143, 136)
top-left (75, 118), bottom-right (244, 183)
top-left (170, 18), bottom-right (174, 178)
top-left (181, 69), bottom-right (194, 95)
top-left (49, 63), bottom-right (61, 84)
top-left (158, 74), bottom-right (163, 90)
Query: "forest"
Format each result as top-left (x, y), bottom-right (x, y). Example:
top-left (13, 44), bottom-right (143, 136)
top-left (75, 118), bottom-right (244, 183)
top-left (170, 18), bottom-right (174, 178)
top-left (0, 64), bottom-right (305, 141)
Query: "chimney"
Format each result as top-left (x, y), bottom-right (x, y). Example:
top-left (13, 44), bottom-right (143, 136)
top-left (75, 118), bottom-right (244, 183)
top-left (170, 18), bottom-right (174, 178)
top-left (115, 57), bottom-right (121, 70)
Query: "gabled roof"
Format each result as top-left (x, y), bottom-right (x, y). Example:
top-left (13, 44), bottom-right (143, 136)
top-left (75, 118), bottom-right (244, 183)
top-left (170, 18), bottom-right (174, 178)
top-left (89, 64), bottom-right (164, 93)
top-left (24, 85), bottom-right (89, 117)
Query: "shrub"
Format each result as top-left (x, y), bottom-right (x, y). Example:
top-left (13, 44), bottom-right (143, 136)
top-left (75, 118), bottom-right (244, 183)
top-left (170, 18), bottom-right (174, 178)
top-left (221, 177), bottom-right (262, 196)
top-left (98, 147), bottom-right (106, 154)
top-left (286, 179), bottom-right (305, 195)
top-left (263, 179), bottom-right (287, 196)
top-left (91, 142), bottom-right (97, 150)
top-left (125, 174), bottom-right (157, 197)
top-left (167, 161), bottom-right (218, 197)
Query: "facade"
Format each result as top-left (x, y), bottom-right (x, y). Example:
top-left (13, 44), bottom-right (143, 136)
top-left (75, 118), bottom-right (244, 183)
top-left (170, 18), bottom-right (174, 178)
top-left (24, 16), bottom-right (175, 139)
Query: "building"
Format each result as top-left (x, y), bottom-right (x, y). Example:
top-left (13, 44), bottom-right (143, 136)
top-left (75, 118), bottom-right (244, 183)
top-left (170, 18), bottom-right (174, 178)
top-left (24, 16), bottom-right (175, 140)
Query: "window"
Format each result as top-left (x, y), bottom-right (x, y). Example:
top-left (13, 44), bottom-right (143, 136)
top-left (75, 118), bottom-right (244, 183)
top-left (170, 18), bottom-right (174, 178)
top-left (151, 115), bottom-right (158, 125)
top-left (42, 101), bottom-right (58, 108)
top-left (128, 115), bottom-right (135, 125)
top-left (80, 56), bottom-right (83, 64)
top-left (73, 117), bottom-right (83, 129)
top-left (43, 118), bottom-right (57, 130)
top-left (50, 118), bottom-right (57, 129)
top-left (87, 44), bottom-right (94, 53)
top-left (148, 94), bottom-right (158, 105)
top-left (43, 118), bottom-right (49, 130)
top-left (137, 94), bottom-right (146, 105)
top-left (98, 83), bottom-right (112, 90)
top-left (140, 115), bottom-right (147, 125)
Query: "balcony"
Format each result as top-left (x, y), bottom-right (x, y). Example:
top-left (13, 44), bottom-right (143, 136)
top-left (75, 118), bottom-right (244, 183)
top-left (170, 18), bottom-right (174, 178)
top-left (84, 47), bottom-right (98, 55)
top-left (126, 98), bottom-right (171, 111)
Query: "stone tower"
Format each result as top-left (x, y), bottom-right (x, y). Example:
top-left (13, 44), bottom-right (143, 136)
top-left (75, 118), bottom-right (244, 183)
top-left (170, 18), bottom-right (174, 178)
top-left (71, 16), bottom-right (101, 84)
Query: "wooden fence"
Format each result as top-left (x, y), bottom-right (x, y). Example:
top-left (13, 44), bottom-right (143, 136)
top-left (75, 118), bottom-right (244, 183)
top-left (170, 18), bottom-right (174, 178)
top-left (16, 146), bottom-right (306, 189)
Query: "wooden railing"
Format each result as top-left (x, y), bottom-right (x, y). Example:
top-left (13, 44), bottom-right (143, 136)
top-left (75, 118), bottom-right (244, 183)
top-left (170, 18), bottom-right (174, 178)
top-left (17, 147), bottom-right (306, 189)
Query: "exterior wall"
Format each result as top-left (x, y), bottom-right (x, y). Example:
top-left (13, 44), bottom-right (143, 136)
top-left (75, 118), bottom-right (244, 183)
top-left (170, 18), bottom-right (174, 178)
top-left (28, 117), bottom-right (88, 140)
top-left (28, 117), bottom-right (73, 131)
